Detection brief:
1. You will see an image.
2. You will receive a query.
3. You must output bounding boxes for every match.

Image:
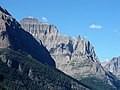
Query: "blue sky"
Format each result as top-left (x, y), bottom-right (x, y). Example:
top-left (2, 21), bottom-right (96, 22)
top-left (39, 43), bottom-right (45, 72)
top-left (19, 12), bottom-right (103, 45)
top-left (1, 0), bottom-right (120, 61)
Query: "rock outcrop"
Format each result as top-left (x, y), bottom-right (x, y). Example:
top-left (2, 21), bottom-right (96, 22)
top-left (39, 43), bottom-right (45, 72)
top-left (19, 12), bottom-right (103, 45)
top-left (20, 17), bottom-right (120, 88)
top-left (0, 6), bottom-right (55, 67)
top-left (102, 56), bottom-right (120, 79)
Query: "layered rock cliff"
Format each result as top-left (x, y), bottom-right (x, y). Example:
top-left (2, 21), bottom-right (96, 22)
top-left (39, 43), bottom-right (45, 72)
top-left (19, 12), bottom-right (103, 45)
top-left (20, 18), bottom-right (102, 76)
top-left (20, 17), bottom-right (120, 89)
top-left (0, 6), bottom-right (92, 90)
top-left (0, 6), bottom-right (55, 67)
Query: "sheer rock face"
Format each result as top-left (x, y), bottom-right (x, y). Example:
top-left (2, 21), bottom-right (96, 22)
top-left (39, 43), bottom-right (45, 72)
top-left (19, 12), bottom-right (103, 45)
top-left (20, 17), bottom-right (120, 88)
top-left (19, 17), bottom-right (120, 89)
top-left (20, 18), bottom-right (107, 80)
top-left (102, 57), bottom-right (120, 79)
top-left (0, 6), bottom-right (55, 67)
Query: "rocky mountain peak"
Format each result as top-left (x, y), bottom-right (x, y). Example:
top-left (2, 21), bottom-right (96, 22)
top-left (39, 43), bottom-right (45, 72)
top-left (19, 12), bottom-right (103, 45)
top-left (1, 6), bottom-right (120, 90)
top-left (20, 18), bottom-right (104, 77)
top-left (0, 6), bottom-right (56, 67)
top-left (0, 6), bottom-right (20, 33)
top-left (102, 56), bottom-right (120, 79)
top-left (76, 35), bottom-right (81, 42)
top-left (19, 17), bottom-right (58, 34)
top-left (101, 59), bottom-right (110, 67)
top-left (20, 17), bottom-right (39, 24)
top-left (19, 10), bottom-right (120, 88)
top-left (21, 17), bottom-right (120, 87)
top-left (0, 6), bottom-right (11, 16)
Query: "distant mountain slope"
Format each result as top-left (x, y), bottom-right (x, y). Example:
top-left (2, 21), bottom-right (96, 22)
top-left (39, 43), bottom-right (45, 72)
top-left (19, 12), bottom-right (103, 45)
top-left (102, 56), bottom-right (120, 80)
top-left (0, 48), bottom-right (90, 90)
top-left (20, 17), bottom-right (120, 89)
top-left (0, 6), bottom-right (55, 67)
top-left (80, 77), bottom-right (117, 90)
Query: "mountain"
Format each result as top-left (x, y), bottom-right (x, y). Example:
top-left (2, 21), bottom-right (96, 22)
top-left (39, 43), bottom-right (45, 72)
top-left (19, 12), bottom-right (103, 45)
top-left (20, 17), bottom-right (120, 89)
top-left (0, 6), bottom-right (55, 67)
top-left (19, 17), bottom-right (103, 77)
top-left (0, 48), bottom-right (90, 90)
top-left (102, 56), bottom-right (120, 80)
top-left (0, 6), bottom-right (92, 90)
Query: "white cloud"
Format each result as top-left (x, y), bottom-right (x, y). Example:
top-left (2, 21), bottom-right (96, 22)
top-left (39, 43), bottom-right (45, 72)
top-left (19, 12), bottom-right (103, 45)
top-left (89, 24), bottom-right (103, 30)
top-left (41, 17), bottom-right (48, 22)
top-left (28, 16), bottom-right (34, 18)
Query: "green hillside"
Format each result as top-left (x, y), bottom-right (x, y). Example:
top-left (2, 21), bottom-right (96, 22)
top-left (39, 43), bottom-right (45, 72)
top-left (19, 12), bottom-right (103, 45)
top-left (80, 77), bottom-right (117, 90)
top-left (0, 48), bottom-right (89, 90)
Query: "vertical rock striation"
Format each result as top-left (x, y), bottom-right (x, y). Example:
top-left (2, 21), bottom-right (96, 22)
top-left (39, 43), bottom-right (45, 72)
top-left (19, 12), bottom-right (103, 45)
top-left (20, 17), bottom-right (120, 88)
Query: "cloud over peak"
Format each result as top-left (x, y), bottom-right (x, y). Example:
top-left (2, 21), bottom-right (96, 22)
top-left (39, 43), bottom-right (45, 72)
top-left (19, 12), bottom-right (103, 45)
top-left (41, 17), bottom-right (48, 22)
top-left (89, 24), bottom-right (103, 30)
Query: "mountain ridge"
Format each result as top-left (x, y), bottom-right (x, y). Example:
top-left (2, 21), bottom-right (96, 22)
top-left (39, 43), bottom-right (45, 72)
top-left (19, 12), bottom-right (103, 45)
top-left (102, 56), bottom-right (120, 80)
top-left (0, 6), bottom-right (55, 67)
top-left (0, 6), bottom-right (120, 90)
top-left (0, 6), bottom-right (91, 90)
top-left (20, 17), bottom-right (120, 89)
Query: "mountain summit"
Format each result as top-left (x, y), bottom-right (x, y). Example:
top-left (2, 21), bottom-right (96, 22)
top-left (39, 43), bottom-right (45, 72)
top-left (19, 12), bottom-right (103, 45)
top-left (20, 17), bottom-right (120, 89)
top-left (19, 17), bottom-right (107, 77)
top-left (1, 6), bottom-right (120, 90)
top-left (0, 6), bottom-right (93, 90)
top-left (102, 56), bottom-right (120, 80)
top-left (0, 6), bottom-right (55, 67)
